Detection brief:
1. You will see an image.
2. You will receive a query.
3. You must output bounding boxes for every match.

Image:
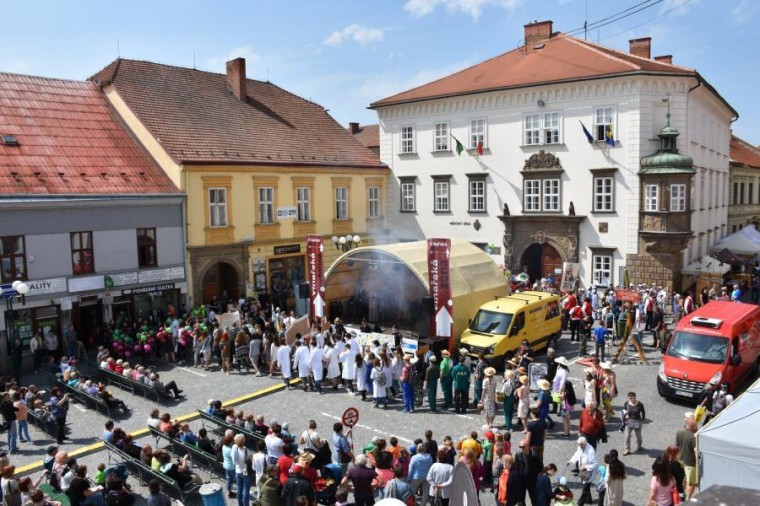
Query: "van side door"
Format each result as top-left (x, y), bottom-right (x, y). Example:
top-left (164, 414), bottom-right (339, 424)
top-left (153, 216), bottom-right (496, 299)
top-left (508, 311), bottom-right (527, 345)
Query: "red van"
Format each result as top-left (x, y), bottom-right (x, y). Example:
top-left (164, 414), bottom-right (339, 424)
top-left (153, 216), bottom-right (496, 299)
top-left (657, 301), bottom-right (760, 401)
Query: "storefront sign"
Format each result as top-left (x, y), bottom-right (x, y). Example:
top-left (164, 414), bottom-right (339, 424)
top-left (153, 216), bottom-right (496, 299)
top-left (24, 277), bottom-right (68, 296)
top-left (274, 244), bottom-right (301, 256)
top-left (68, 275), bottom-right (105, 293)
top-left (108, 272), bottom-right (139, 287)
top-left (427, 238), bottom-right (453, 338)
top-left (138, 266), bottom-right (185, 284)
top-left (122, 283), bottom-right (175, 296)
top-left (276, 206), bottom-right (297, 219)
top-left (306, 235), bottom-right (325, 317)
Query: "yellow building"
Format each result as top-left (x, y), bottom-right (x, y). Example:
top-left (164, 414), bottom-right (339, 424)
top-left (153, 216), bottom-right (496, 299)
top-left (93, 57), bottom-right (388, 307)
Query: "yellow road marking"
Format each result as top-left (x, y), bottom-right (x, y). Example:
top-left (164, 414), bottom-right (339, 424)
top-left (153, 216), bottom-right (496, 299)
top-left (16, 379), bottom-right (295, 475)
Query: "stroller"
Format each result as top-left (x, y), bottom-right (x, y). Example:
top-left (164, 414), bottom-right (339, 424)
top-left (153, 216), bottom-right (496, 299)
top-left (315, 463), bottom-right (343, 505)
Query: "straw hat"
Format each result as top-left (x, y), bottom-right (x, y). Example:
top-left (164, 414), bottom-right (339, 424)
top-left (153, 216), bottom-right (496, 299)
top-left (600, 361), bottom-right (613, 370)
top-left (537, 379), bottom-right (551, 391)
top-left (441, 350), bottom-right (451, 357)
top-left (519, 375), bottom-right (529, 385)
top-left (458, 348), bottom-right (469, 355)
top-left (555, 357), bottom-right (570, 367)
top-left (583, 367), bottom-right (595, 375)
top-left (429, 356), bottom-right (438, 363)
top-left (484, 367), bottom-right (497, 377)
top-left (297, 452), bottom-right (314, 464)
top-left (517, 366), bottom-right (528, 375)
top-left (507, 357), bottom-right (520, 367)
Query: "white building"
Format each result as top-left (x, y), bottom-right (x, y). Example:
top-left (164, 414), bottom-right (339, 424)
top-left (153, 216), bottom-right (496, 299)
top-left (371, 20), bottom-right (737, 291)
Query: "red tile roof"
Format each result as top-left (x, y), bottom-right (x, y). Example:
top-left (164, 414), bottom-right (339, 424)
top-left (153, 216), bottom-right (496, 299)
top-left (349, 124), bottom-right (379, 149)
top-left (91, 59), bottom-right (384, 169)
top-left (0, 72), bottom-right (179, 195)
top-left (371, 33), bottom-right (700, 108)
top-left (730, 135), bottom-right (760, 169)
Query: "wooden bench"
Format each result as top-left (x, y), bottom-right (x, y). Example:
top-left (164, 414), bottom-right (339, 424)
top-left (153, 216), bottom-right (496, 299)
top-left (147, 426), bottom-right (222, 475)
top-left (196, 410), bottom-right (266, 448)
top-left (39, 483), bottom-right (71, 506)
top-left (104, 442), bottom-right (201, 501)
top-left (51, 377), bottom-right (111, 418)
top-left (83, 362), bottom-right (168, 404)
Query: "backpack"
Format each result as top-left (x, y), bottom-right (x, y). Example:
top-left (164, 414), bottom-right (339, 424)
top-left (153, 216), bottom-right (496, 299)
top-left (376, 368), bottom-right (387, 387)
top-left (564, 380), bottom-right (577, 406)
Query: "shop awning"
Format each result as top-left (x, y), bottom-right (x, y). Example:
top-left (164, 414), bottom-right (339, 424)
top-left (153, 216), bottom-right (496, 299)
top-left (681, 256), bottom-right (731, 275)
top-left (712, 225), bottom-right (760, 256)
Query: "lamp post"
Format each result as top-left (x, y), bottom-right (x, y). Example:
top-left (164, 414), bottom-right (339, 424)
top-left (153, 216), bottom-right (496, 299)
top-left (331, 234), bottom-right (361, 253)
top-left (3, 280), bottom-right (29, 376)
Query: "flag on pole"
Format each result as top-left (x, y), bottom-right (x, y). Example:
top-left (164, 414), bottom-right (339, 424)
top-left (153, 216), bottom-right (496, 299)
top-left (451, 134), bottom-right (465, 156)
top-left (605, 125), bottom-right (615, 147)
top-left (580, 121), bottom-right (594, 143)
top-left (477, 140), bottom-right (484, 156)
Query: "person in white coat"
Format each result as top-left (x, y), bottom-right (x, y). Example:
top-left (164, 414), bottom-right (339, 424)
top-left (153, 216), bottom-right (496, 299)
top-left (340, 343), bottom-right (356, 394)
top-left (325, 341), bottom-right (341, 390)
top-left (276, 339), bottom-right (293, 389)
top-left (309, 343), bottom-right (325, 394)
top-left (293, 337), bottom-right (311, 391)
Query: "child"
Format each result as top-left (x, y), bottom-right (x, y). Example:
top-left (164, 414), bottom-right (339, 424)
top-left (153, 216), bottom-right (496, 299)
top-left (553, 476), bottom-right (574, 505)
top-left (597, 454), bottom-right (609, 505)
top-left (94, 463), bottom-right (107, 486)
top-left (334, 488), bottom-right (349, 506)
top-left (502, 431), bottom-right (512, 456)
top-left (481, 431), bottom-right (495, 492)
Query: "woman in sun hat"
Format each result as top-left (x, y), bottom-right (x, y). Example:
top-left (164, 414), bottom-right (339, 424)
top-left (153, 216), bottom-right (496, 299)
top-left (600, 361), bottom-right (617, 420)
top-left (552, 357), bottom-right (572, 438)
top-left (516, 375), bottom-right (530, 433)
top-left (583, 367), bottom-right (597, 408)
top-left (501, 370), bottom-right (517, 431)
top-left (536, 378), bottom-right (555, 429)
top-left (482, 367), bottom-right (498, 428)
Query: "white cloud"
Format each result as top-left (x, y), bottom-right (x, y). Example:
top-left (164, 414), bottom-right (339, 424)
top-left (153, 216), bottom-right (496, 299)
top-left (205, 45), bottom-right (261, 72)
top-left (731, 0), bottom-right (760, 24)
top-left (324, 24), bottom-right (385, 47)
top-left (660, 0), bottom-right (702, 16)
top-left (404, 0), bottom-right (522, 21)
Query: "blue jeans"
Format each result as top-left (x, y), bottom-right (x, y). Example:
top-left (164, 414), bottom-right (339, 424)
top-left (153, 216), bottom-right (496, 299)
top-left (6, 420), bottom-right (17, 452)
top-left (18, 420), bottom-right (31, 442)
top-left (236, 472), bottom-right (251, 506)
top-left (81, 492), bottom-right (106, 506)
top-left (225, 468), bottom-right (235, 493)
top-left (402, 382), bottom-right (414, 412)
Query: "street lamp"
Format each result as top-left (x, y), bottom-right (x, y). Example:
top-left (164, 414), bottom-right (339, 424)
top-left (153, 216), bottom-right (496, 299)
top-left (332, 234), bottom-right (361, 252)
top-left (3, 280), bottom-right (28, 375)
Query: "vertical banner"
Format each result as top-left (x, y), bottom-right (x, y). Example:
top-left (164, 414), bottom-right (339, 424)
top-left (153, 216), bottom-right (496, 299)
top-left (306, 235), bottom-right (325, 318)
top-left (427, 238), bottom-right (453, 338)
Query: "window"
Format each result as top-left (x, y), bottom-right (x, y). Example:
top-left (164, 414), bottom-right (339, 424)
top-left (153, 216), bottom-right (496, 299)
top-left (670, 184), bottom-right (686, 212)
top-left (434, 122), bottom-right (449, 151)
top-left (400, 179), bottom-right (416, 212)
top-left (368, 187), bottom-right (380, 218)
top-left (524, 178), bottom-right (560, 212)
top-left (543, 179), bottom-right (560, 211)
top-left (258, 187), bottom-right (274, 224)
top-left (400, 126), bottom-right (415, 153)
top-left (468, 176), bottom-right (486, 212)
top-left (296, 187), bottom-right (311, 222)
top-left (71, 231), bottom-right (94, 274)
top-left (136, 228), bottom-right (157, 268)
top-left (208, 188), bottom-right (228, 227)
top-left (592, 254), bottom-right (613, 286)
top-left (524, 180), bottom-right (540, 211)
top-left (434, 180), bottom-right (450, 212)
top-left (470, 119), bottom-right (486, 149)
top-left (594, 107), bottom-right (614, 141)
top-left (524, 112), bottom-right (562, 145)
top-left (593, 176), bottom-right (614, 212)
top-left (645, 184), bottom-right (659, 211)
top-left (749, 183), bottom-right (755, 205)
top-left (0, 236), bottom-right (26, 282)
top-left (335, 186), bottom-right (348, 220)
top-left (740, 183), bottom-right (746, 205)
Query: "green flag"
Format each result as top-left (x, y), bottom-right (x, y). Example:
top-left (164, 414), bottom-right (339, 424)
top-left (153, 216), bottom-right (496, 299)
top-left (451, 134), bottom-right (464, 156)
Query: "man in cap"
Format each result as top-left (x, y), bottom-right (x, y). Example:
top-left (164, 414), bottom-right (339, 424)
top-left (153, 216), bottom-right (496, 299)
top-left (451, 356), bottom-right (471, 414)
top-left (425, 356), bottom-right (440, 412)
top-left (473, 352), bottom-right (487, 408)
top-left (281, 461), bottom-right (314, 506)
top-left (439, 350), bottom-right (453, 409)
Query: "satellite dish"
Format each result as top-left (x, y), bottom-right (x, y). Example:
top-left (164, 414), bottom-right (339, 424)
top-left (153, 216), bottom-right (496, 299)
top-left (450, 461), bottom-right (479, 506)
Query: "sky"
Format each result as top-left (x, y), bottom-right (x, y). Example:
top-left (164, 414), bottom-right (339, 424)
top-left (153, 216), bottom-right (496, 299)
top-left (2, 0), bottom-right (759, 143)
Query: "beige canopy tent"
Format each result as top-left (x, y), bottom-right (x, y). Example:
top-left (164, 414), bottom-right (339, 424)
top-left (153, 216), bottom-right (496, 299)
top-left (324, 240), bottom-right (508, 342)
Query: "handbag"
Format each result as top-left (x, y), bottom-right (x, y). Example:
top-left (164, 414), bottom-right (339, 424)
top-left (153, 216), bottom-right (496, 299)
top-left (496, 391), bottom-right (506, 403)
top-left (694, 405), bottom-right (706, 424)
top-left (672, 484), bottom-right (682, 505)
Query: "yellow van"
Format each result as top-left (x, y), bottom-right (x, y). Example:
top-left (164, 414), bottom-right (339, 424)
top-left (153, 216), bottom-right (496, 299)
top-left (459, 291), bottom-right (562, 363)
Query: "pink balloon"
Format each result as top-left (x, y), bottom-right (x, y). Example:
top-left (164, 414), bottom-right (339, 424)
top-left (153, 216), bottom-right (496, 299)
top-left (124, 351), bottom-right (132, 358)
top-left (144, 345), bottom-right (152, 353)
top-left (134, 344), bottom-right (142, 353)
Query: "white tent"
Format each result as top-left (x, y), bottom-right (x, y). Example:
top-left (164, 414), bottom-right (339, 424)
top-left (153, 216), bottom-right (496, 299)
top-left (697, 376), bottom-right (760, 491)
top-left (681, 255), bottom-right (731, 275)
top-left (711, 224), bottom-right (760, 256)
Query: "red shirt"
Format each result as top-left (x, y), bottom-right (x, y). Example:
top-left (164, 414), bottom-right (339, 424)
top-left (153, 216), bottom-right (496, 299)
top-left (579, 409), bottom-right (605, 436)
top-left (277, 455), bottom-right (293, 485)
top-left (563, 295), bottom-right (577, 312)
top-left (570, 306), bottom-right (583, 320)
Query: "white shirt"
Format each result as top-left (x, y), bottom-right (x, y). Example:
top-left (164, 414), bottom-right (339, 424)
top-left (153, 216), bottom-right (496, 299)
top-left (231, 445), bottom-right (251, 474)
top-left (45, 333), bottom-right (59, 350)
top-left (265, 434), bottom-right (285, 459)
top-left (300, 430), bottom-right (320, 451)
top-left (277, 344), bottom-right (292, 377)
top-left (570, 443), bottom-right (597, 471)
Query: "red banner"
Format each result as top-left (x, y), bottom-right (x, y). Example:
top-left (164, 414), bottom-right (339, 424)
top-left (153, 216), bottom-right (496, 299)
top-left (427, 238), bottom-right (453, 338)
top-left (614, 288), bottom-right (642, 303)
top-left (306, 235), bottom-right (325, 318)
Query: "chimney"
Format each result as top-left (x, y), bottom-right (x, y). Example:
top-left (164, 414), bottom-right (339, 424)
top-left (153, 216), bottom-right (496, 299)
top-left (226, 57), bottom-right (247, 101)
top-left (654, 55), bottom-right (673, 64)
top-left (524, 20), bottom-right (553, 51)
top-left (349, 122), bottom-right (360, 134)
top-left (629, 37), bottom-right (652, 59)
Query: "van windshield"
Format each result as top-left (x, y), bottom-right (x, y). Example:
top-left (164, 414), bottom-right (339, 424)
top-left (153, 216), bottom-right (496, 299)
top-left (469, 310), bottom-right (513, 335)
top-left (667, 331), bottom-right (728, 364)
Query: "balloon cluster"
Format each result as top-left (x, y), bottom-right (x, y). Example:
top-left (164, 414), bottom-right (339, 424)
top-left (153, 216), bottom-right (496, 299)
top-left (108, 324), bottom-right (161, 359)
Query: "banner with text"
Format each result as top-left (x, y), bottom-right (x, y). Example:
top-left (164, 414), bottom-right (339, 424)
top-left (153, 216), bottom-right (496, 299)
top-left (427, 238), bottom-right (453, 338)
top-left (306, 235), bottom-right (325, 318)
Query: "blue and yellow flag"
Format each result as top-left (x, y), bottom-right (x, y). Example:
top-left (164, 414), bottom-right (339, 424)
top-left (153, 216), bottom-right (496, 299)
top-left (605, 126), bottom-right (615, 147)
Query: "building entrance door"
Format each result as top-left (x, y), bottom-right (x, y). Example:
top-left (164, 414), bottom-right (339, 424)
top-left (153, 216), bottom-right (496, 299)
top-left (201, 262), bottom-right (239, 304)
top-left (521, 243), bottom-right (563, 285)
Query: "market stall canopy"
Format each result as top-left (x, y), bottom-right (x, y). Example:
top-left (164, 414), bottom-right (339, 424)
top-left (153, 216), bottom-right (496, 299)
top-left (697, 377), bottom-right (760, 491)
top-left (324, 240), bottom-right (507, 340)
top-left (711, 225), bottom-right (760, 256)
top-left (681, 256), bottom-right (731, 275)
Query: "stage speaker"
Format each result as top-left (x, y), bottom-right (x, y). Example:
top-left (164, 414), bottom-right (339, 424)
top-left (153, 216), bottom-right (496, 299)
top-left (422, 296), bottom-right (434, 315)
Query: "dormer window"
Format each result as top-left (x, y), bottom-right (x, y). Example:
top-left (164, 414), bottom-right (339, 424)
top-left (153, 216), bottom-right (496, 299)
top-left (1, 134), bottom-right (19, 146)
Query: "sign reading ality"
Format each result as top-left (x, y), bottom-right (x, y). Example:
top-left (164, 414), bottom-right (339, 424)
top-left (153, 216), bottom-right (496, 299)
top-left (427, 238), bottom-right (453, 338)
top-left (306, 235), bottom-right (325, 317)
